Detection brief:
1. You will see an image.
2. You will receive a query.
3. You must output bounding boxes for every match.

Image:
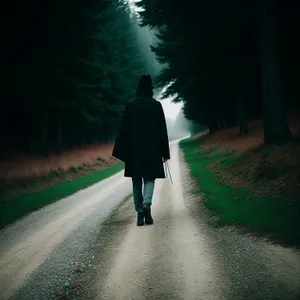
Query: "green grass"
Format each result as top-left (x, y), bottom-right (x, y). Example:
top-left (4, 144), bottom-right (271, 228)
top-left (180, 137), bottom-right (300, 247)
top-left (0, 162), bottom-right (124, 230)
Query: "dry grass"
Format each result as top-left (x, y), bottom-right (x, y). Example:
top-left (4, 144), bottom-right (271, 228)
top-left (198, 120), bottom-right (264, 153)
top-left (0, 143), bottom-right (114, 181)
top-left (0, 143), bottom-right (120, 200)
top-left (196, 111), bottom-right (300, 154)
top-left (194, 111), bottom-right (300, 201)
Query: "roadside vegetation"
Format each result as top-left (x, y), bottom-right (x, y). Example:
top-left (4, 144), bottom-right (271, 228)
top-left (0, 161), bottom-right (124, 230)
top-left (0, 143), bottom-right (116, 200)
top-left (180, 114), bottom-right (300, 247)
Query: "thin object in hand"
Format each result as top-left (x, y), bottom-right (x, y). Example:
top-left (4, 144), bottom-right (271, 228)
top-left (166, 161), bottom-right (173, 185)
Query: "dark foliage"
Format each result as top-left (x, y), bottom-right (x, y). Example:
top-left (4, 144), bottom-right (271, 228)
top-left (0, 0), bottom-right (158, 156)
top-left (136, 0), bottom-right (300, 143)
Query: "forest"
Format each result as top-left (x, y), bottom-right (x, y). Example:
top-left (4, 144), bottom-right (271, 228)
top-left (137, 0), bottom-right (300, 143)
top-left (1, 0), bottom-right (300, 160)
top-left (1, 0), bottom-right (160, 158)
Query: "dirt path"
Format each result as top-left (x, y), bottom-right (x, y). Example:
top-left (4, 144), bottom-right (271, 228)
top-left (94, 142), bottom-right (300, 300)
top-left (0, 171), bottom-right (131, 300)
top-left (1, 141), bottom-right (300, 300)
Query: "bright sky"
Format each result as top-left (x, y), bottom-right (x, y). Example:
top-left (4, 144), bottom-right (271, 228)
top-left (129, 0), bottom-right (139, 11)
top-left (157, 87), bottom-right (183, 120)
top-left (161, 97), bottom-right (182, 120)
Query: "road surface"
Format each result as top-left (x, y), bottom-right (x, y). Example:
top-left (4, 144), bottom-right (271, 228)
top-left (0, 141), bottom-right (300, 300)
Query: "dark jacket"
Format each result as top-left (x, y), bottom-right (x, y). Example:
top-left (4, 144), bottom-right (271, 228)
top-left (112, 97), bottom-right (170, 179)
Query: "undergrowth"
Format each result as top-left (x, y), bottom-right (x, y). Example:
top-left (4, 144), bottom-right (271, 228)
top-left (180, 137), bottom-right (300, 248)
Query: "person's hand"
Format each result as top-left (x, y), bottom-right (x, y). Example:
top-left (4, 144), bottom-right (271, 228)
top-left (162, 157), bottom-right (169, 163)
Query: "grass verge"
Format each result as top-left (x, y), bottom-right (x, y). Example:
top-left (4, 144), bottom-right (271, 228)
top-left (0, 162), bottom-right (124, 230)
top-left (180, 137), bottom-right (300, 248)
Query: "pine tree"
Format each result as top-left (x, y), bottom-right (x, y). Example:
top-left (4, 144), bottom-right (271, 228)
top-left (136, 0), bottom-right (296, 143)
top-left (1, 0), bottom-right (156, 156)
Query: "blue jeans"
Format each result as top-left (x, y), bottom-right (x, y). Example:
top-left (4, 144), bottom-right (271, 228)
top-left (132, 177), bottom-right (155, 213)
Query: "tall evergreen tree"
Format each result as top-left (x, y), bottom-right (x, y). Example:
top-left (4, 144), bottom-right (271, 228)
top-left (136, 0), bottom-right (298, 144)
top-left (1, 0), bottom-right (155, 157)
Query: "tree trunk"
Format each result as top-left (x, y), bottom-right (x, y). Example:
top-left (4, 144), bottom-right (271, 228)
top-left (40, 112), bottom-right (49, 157)
top-left (237, 97), bottom-right (248, 135)
top-left (82, 131), bottom-right (87, 145)
top-left (260, 0), bottom-right (291, 144)
top-left (55, 112), bottom-right (63, 155)
top-left (208, 122), bottom-right (219, 133)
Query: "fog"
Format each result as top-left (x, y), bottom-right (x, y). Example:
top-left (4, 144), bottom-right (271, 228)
top-left (156, 89), bottom-right (191, 141)
top-left (129, 0), bottom-right (192, 141)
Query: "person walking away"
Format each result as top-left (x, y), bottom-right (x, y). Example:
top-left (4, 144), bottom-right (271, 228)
top-left (112, 75), bottom-right (170, 226)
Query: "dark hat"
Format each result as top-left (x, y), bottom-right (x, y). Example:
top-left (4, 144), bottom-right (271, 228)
top-left (137, 75), bottom-right (154, 89)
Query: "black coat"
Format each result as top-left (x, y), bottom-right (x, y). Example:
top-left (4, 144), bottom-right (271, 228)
top-left (112, 97), bottom-right (170, 179)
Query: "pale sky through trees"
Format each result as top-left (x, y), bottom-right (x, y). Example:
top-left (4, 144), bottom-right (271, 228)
top-left (159, 89), bottom-right (183, 121)
top-left (162, 99), bottom-right (182, 121)
top-left (128, 0), bottom-right (182, 120)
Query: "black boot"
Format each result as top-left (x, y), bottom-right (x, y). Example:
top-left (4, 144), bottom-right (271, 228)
top-left (137, 212), bottom-right (144, 226)
top-left (143, 203), bottom-right (153, 225)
